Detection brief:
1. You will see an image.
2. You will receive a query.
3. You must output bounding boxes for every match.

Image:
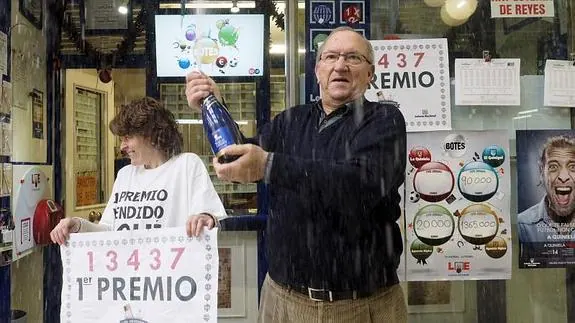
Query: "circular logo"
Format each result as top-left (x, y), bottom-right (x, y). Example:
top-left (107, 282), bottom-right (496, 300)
top-left (482, 145), bottom-right (505, 168)
top-left (413, 161), bottom-right (454, 202)
top-left (313, 33), bottom-right (329, 51)
top-left (458, 161), bottom-right (499, 202)
top-left (443, 133), bottom-right (467, 157)
top-left (408, 146), bottom-right (432, 168)
top-left (313, 5), bottom-right (332, 24)
top-left (215, 56), bottom-right (228, 68)
top-left (413, 204), bottom-right (455, 246)
top-left (458, 204), bottom-right (499, 245)
top-left (410, 239), bottom-right (434, 263)
top-left (485, 236), bottom-right (507, 259)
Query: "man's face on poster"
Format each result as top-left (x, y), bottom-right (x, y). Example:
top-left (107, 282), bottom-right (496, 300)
top-left (543, 146), bottom-right (575, 218)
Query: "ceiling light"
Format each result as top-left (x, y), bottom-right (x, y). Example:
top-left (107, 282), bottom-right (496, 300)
top-left (517, 109), bottom-right (538, 115)
top-left (231, 0), bottom-right (240, 13)
top-left (118, 0), bottom-right (128, 14)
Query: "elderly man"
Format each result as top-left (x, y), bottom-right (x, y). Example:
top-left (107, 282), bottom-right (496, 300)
top-left (186, 27), bottom-right (407, 323)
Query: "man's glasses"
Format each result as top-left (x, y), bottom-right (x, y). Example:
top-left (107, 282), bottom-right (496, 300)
top-left (319, 51), bottom-right (372, 65)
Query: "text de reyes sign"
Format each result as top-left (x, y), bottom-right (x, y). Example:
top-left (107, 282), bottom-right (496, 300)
top-left (491, 0), bottom-right (554, 18)
top-left (60, 227), bottom-right (219, 323)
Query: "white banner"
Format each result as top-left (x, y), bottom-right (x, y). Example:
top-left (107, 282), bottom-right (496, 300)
top-left (405, 131), bottom-right (511, 280)
top-left (61, 227), bottom-right (219, 323)
top-left (491, 0), bottom-right (554, 18)
top-left (366, 38), bottom-right (451, 132)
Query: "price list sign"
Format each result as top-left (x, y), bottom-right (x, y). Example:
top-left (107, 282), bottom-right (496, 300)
top-left (455, 58), bottom-right (521, 106)
top-left (405, 131), bottom-right (511, 281)
top-left (543, 60), bottom-right (575, 107)
top-left (365, 38), bottom-right (451, 132)
top-left (60, 228), bottom-right (219, 323)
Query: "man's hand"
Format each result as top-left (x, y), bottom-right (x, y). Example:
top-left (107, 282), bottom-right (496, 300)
top-left (50, 217), bottom-right (81, 245)
top-left (186, 213), bottom-right (216, 237)
top-left (185, 70), bottom-right (223, 112)
top-left (213, 144), bottom-right (269, 183)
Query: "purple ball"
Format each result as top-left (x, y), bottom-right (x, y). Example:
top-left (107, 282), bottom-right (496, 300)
top-left (185, 28), bottom-right (196, 41)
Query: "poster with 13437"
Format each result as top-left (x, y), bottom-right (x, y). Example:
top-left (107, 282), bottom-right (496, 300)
top-left (404, 131), bottom-right (511, 280)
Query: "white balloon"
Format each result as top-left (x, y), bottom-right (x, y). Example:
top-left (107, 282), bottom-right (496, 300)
top-left (445, 0), bottom-right (478, 20)
top-left (440, 5), bottom-right (468, 27)
top-left (424, 0), bottom-right (445, 7)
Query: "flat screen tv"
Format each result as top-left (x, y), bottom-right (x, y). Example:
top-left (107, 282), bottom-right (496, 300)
top-left (154, 14), bottom-right (265, 77)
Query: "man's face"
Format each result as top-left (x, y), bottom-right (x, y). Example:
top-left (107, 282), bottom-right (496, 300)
top-left (543, 147), bottom-right (575, 218)
top-left (315, 30), bottom-right (374, 109)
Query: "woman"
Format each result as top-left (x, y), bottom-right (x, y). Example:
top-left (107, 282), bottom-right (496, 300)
top-left (51, 97), bottom-right (226, 244)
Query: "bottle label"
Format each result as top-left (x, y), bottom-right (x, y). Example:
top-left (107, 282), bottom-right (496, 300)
top-left (207, 126), bottom-right (236, 155)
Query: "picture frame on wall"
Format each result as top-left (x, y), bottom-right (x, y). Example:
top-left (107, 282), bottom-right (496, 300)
top-left (19, 0), bottom-right (42, 30)
top-left (217, 242), bottom-right (247, 318)
top-left (407, 281), bottom-right (465, 314)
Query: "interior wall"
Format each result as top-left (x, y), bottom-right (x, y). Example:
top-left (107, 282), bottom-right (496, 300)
top-left (9, 0), bottom-right (50, 321)
top-left (10, 0), bottom-right (47, 163)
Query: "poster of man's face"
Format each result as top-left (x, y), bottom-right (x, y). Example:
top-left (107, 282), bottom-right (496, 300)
top-left (517, 130), bottom-right (575, 220)
top-left (542, 140), bottom-right (575, 218)
top-left (516, 130), bottom-right (575, 268)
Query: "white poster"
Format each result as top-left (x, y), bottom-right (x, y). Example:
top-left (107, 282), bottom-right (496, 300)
top-left (543, 59), bottom-right (575, 107)
top-left (455, 58), bottom-right (521, 106)
top-left (366, 38), bottom-right (451, 132)
top-left (61, 228), bottom-right (219, 322)
top-left (490, 0), bottom-right (554, 18)
top-left (405, 131), bottom-right (511, 281)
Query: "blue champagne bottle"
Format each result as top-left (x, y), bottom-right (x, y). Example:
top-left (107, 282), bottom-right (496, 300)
top-left (201, 94), bottom-right (243, 163)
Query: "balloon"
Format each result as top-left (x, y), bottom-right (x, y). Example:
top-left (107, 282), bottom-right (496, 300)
top-left (441, 5), bottom-right (468, 26)
top-left (424, 0), bottom-right (445, 7)
top-left (193, 37), bottom-right (220, 65)
top-left (185, 24), bottom-right (197, 42)
top-left (218, 25), bottom-right (239, 47)
top-left (445, 0), bottom-right (477, 20)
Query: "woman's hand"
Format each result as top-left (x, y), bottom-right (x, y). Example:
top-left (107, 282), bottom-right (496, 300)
top-left (50, 217), bottom-right (81, 245)
top-left (186, 213), bottom-right (216, 237)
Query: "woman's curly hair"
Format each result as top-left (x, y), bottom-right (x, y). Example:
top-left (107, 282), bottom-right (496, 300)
top-left (109, 97), bottom-right (183, 159)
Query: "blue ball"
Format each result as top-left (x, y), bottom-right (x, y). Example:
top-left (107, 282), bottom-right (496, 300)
top-left (178, 58), bottom-right (191, 69)
top-left (482, 145), bottom-right (505, 167)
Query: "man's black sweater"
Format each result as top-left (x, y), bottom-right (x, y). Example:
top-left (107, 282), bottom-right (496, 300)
top-left (259, 98), bottom-right (406, 293)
